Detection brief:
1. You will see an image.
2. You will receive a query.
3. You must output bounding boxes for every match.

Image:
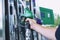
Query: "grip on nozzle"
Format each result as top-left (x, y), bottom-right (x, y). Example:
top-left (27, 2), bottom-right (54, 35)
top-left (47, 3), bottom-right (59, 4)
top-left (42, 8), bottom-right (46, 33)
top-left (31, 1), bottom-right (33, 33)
top-left (25, 21), bottom-right (30, 29)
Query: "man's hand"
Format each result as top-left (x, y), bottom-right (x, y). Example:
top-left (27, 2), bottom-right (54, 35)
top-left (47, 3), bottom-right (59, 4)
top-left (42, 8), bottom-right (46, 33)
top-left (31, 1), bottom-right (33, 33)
top-left (26, 18), bottom-right (37, 29)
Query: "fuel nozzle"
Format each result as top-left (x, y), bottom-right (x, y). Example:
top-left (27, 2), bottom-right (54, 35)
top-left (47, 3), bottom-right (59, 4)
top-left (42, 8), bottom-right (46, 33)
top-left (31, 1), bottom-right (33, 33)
top-left (20, 7), bottom-right (42, 27)
top-left (20, 7), bottom-right (34, 27)
top-left (25, 21), bottom-right (30, 29)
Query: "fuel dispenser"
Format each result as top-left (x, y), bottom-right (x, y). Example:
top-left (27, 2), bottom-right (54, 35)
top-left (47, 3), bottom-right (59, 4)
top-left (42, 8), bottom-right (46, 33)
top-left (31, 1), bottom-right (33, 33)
top-left (4, 0), bottom-right (42, 40)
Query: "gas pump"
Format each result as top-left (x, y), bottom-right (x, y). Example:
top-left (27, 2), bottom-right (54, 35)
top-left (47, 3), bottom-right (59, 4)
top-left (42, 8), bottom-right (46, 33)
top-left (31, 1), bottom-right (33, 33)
top-left (4, 0), bottom-right (42, 40)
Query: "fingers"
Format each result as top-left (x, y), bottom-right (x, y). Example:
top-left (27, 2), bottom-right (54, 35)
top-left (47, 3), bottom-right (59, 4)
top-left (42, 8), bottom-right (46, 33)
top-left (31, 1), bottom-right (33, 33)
top-left (25, 18), bottom-right (37, 29)
top-left (26, 18), bottom-right (31, 22)
top-left (26, 18), bottom-right (36, 24)
top-left (25, 18), bottom-right (32, 24)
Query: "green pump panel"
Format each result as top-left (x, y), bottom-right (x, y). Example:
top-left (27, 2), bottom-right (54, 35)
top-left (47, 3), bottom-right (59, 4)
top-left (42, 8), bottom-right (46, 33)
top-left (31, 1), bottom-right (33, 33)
top-left (23, 8), bottom-right (34, 19)
top-left (39, 7), bottom-right (54, 25)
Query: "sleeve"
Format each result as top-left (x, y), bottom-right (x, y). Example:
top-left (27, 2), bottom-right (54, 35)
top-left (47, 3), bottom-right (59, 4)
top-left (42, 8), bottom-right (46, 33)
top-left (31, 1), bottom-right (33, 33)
top-left (55, 24), bottom-right (60, 40)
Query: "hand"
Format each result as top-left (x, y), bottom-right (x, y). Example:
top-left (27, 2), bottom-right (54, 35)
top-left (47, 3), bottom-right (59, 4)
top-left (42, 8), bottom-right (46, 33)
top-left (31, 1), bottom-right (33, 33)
top-left (26, 18), bottom-right (37, 29)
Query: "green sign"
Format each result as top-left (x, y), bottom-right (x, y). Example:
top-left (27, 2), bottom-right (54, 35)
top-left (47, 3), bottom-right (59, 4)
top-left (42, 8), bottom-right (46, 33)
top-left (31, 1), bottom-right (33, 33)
top-left (39, 7), bottom-right (54, 25)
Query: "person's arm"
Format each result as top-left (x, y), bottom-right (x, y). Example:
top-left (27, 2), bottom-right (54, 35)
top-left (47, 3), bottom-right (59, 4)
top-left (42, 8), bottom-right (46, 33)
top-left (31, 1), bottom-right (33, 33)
top-left (26, 18), bottom-right (57, 40)
top-left (33, 24), bottom-right (57, 40)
